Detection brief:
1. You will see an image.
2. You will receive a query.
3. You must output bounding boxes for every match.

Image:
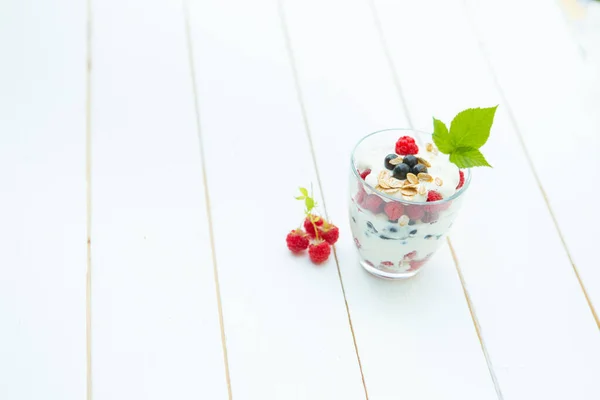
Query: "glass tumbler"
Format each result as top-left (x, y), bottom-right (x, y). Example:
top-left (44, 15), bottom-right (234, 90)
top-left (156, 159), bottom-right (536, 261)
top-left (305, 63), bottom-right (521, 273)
top-left (349, 129), bottom-right (471, 279)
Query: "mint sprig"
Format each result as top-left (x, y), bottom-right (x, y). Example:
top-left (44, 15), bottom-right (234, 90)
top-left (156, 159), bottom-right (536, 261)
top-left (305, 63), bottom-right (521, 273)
top-left (295, 186), bottom-right (317, 214)
top-left (432, 106), bottom-right (497, 168)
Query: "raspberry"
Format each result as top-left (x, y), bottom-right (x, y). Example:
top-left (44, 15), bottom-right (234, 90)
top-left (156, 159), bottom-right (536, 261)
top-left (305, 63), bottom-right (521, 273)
top-left (408, 253), bottom-right (433, 271)
top-left (426, 190), bottom-right (443, 202)
top-left (425, 190), bottom-right (445, 214)
top-left (320, 223), bottom-right (339, 245)
top-left (408, 259), bottom-right (428, 271)
top-left (364, 194), bottom-right (384, 213)
top-left (456, 170), bottom-right (465, 189)
top-left (395, 136), bottom-right (419, 155)
top-left (383, 201), bottom-right (404, 221)
top-left (308, 240), bottom-right (331, 264)
top-left (359, 169), bottom-right (371, 180)
top-left (286, 229), bottom-right (309, 253)
top-left (380, 261), bottom-right (394, 267)
top-left (421, 212), bottom-right (439, 223)
top-left (304, 214), bottom-right (324, 238)
top-left (405, 204), bottom-right (425, 221)
top-left (403, 250), bottom-right (417, 260)
top-left (426, 190), bottom-right (452, 213)
top-left (355, 186), bottom-right (366, 205)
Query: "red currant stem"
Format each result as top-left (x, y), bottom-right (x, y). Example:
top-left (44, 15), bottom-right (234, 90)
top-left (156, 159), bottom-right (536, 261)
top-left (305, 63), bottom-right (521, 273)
top-left (311, 217), bottom-right (320, 241)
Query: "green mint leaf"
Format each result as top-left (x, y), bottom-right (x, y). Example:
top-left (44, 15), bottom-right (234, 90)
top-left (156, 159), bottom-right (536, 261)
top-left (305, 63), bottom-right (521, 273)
top-left (449, 106), bottom-right (497, 149)
top-left (432, 117), bottom-right (453, 154)
top-left (299, 187), bottom-right (308, 197)
top-left (294, 196), bottom-right (304, 200)
top-left (449, 147), bottom-right (492, 168)
top-left (305, 197), bottom-right (315, 212)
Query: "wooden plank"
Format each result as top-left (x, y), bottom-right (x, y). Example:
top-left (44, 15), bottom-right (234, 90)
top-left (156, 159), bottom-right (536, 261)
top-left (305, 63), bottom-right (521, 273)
top-left (372, 0), bottom-right (600, 398)
top-left (90, 0), bottom-right (229, 398)
top-left (281, 0), bottom-right (498, 398)
top-left (0, 1), bottom-right (87, 399)
top-left (185, 0), bottom-right (366, 398)
top-left (465, 0), bottom-right (600, 325)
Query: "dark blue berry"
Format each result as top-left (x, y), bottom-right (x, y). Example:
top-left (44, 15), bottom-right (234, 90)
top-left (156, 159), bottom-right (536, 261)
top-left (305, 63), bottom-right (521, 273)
top-left (379, 235), bottom-right (393, 240)
top-left (409, 229), bottom-right (417, 237)
top-left (403, 155), bottom-right (418, 168)
top-left (389, 226), bottom-right (398, 233)
top-left (424, 234), bottom-right (433, 239)
top-left (384, 154), bottom-right (399, 170)
top-left (412, 164), bottom-right (427, 175)
top-left (366, 221), bottom-right (378, 233)
top-left (393, 163), bottom-right (410, 180)
top-left (408, 220), bottom-right (416, 226)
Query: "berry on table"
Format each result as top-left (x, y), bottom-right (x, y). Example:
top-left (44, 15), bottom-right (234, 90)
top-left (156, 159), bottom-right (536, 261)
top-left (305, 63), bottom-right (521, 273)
top-left (384, 154), bottom-right (399, 170)
top-left (289, 186), bottom-right (338, 267)
top-left (364, 194), bottom-right (384, 213)
top-left (412, 163), bottom-right (428, 175)
top-left (304, 214), bottom-right (324, 238)
top-left (402, 155), bottom-right (418, 168)
top-left (456, 170), bottom-right (465, 189)
top-left (309, 240), bottom-right (331, 264)
top-left (392, 163), bottom-right (410, 180)
top-left (320, 222), bottom-right (339, 245)
top-left (286, 229), bottom-right (309, 253)
top-left (395, 136), bottom-right (419, 155)
top-left (384, 201), bottom-right (404, 222)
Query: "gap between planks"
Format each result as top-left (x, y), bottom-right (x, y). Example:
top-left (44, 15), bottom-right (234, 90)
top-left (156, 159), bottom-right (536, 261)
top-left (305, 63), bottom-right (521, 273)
top-left (461, 0), bottom-right (600, 331)
top-left (277, 1), bottom-right (370, 399)
top-left (447, 238), bottom-right (505, 400)
top-left (86, 0), bottom-right (93, 398)
top-left (367, 0), bottom-right (504, 398)
top-left (182, 1), bottom-right (233, 398)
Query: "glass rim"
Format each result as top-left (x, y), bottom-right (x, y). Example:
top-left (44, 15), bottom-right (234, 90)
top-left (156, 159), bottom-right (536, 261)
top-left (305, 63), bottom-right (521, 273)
top-left (350, 128), bottom-right (472, 205)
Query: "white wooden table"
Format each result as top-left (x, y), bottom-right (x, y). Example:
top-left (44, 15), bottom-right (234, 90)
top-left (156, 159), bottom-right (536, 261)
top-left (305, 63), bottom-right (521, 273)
top-left (1, 0), bottom-right (599, 399)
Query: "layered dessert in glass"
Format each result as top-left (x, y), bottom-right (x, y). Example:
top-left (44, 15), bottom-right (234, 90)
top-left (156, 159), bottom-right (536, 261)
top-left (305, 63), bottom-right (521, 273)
top-left (349, 129), bottom-right (470, 279)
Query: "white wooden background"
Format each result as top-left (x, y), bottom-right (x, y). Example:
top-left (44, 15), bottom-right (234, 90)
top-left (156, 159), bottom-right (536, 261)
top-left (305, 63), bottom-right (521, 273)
top-left (1, 0), bottom-right (599, 399)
